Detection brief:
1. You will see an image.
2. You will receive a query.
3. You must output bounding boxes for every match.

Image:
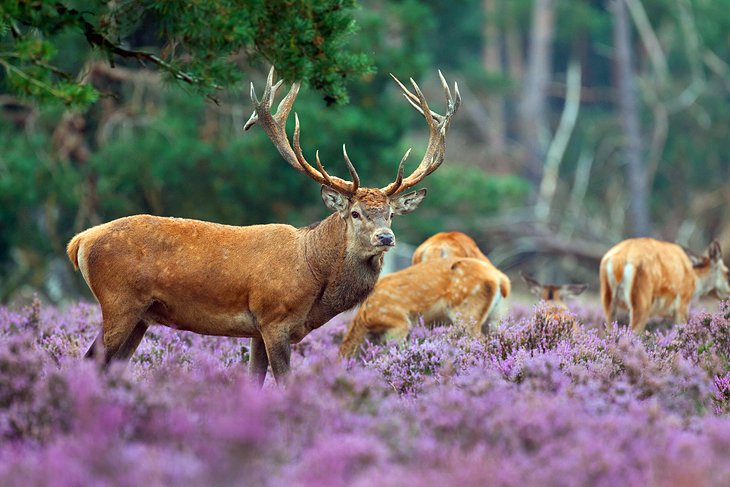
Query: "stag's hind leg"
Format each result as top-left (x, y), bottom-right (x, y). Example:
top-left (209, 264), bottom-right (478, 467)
top-left (85, 331), bottom-right (104, 360)
top-left (86, 303), bottom-right (147, 366)
top-left (249, 337), bottom-right (270, 387)
top-left (261, 324), bottom-right (292, 385)
top-left (85, 320), bottom-right (148, 363)
top-left (114, 321), bottom-right (149, 361)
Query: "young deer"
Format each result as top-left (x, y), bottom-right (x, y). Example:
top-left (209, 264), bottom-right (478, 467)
top-left (412, 231), bottom-right (490, 264)
top-left (521, 272), bottom-right (588, 332)
top-left (411, 231), bottom-right (511, 298)
top-left (339, 257), bottom-right (508, 358)
top-left (600, 238), bottom-right (730, 333)
top-left (67, 68), bottom-right (460, 384)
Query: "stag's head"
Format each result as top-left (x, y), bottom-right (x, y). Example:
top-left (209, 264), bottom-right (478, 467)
top-left (320, 185), bottom-right (425, 255)
top-left (244, 68), bottom-right (461, 256)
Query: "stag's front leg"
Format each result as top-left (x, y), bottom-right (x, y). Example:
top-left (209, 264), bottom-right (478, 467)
top-left (261, 325), bottom-right (292, 385)
top-left (249, 336), bottom-right (270, 387)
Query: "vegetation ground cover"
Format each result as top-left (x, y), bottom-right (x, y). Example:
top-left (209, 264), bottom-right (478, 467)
top-left (2, 299), bottom-right (730, 486)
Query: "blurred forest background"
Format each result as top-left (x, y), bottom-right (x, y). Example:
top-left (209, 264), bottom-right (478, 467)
top-left (1, 0), bottom-right (729, 303)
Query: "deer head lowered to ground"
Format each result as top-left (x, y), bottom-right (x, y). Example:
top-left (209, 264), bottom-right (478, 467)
top-left (521, 272), bottom-right (588, 332)
top-left (411, 231), bottom-right (511, 299)
top-left (339, 257), bottom-right (508, 358)
top-left (521, 272), bottom-right (588, 307)
top-left (66, 68), bottom-right (460, 384)
top-left (412, 231), bottom-right (491, 264)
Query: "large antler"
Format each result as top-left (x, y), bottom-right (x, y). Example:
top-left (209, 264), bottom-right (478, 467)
top-left (244, 67), bottom-right (359, 195)
top-left (381, 71), bottom-right (461, 196)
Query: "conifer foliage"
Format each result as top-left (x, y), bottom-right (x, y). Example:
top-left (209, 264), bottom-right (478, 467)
top-left (0, 0), bottom-right (372, 106)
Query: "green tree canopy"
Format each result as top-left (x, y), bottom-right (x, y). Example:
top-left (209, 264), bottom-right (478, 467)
top-left (0, 0), bottom-right (373, 106)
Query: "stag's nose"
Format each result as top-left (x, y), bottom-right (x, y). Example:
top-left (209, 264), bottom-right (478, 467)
top-left (376, 232), bottom-right (395, 247)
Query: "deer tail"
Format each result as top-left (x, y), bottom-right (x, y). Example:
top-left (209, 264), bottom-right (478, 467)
top-left (499, 274), bottom-right (511, 299)
top-left (66, 234), bottom-right (83, 271)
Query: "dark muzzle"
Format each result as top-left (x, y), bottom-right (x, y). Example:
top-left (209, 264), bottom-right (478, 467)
top-left (376, 233), bottom-right (395, 247)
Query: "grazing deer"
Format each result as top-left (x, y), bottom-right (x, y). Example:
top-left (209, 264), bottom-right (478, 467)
top-left (599, 238), bottom-right (730, 333)
top-left (411, 231), bottom-right (511, 298)
top-left (339, 257), bottom-right (508, 358)
top-left (521, 272), bottom-right (587, 332)
top-left (412, 231), bottom-right (490, 264)
top-left (67, 68), bottom-right (460, 384)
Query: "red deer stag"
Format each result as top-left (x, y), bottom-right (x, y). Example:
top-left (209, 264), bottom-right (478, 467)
top-left (521, 272), bottom-right (587, 332)
top-left (599, 238), bottom-right (730, 333)
top-left (339, 257), bottom-right (507, 358)
top-left (67, 68), bottom-right (460, 384)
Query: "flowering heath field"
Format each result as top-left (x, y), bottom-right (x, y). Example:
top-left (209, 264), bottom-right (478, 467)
top-left (2, 298), bottom-right (730, 486)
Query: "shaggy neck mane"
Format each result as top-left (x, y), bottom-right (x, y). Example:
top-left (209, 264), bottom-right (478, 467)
top-left (302, 214), bottom-right (383, 313)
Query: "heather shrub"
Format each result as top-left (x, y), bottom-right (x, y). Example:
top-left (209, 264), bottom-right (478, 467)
top-left (489, 301), bottom-right (575, 360)
top-left (714, 371), bottom-right (730, 415)
top-left (1, 298), bottom-right (730, 485)
top-left (670, 301), bottom-right (730, 376)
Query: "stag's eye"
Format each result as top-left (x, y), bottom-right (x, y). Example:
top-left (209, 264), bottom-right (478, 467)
top-left (351, 211), bottom-right (360, 219)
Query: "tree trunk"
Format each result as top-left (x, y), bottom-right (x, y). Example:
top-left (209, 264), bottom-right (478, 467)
top-left (481, 0), bottom-right (508, 171)
top-left (518, 0), bottom-right (556, 189)
top-left (535, 60), bottom-right (582, 222)
top-left (611, 0), bottom-right (651, 236)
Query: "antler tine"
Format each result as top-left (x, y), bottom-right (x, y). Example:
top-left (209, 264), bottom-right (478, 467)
top-left (245, 67), bottom-right (357, 195)
top-left (381, 71), bottom-right (460, 196)
top-left (314, 150), bottom-right (342, 193)
top-left (244, 82), bottom-right (260, 130)
top-left (391, 73), bottom-right (449, 122)
top-left (438, 70), bottom-right (451, 103)
top-left (249, 81), bottom-right (260, 105)
top-left (292, 114), bottom-right (328, 186)
top-left (262, 66), bottom-right (275, 104)
top-left (342, 145), bottom-right (360, 192)
top-left (383, 148), bottom-right (411, 196)
top-left (390, 74), bottom-right (425, 116)
top-left (291, 114), bottom-right (357, 195)
top-left (314, 151), bottom-right (334, 185)
top-left (273, 79), bottom-right (297, 124)
top-left (437, 70), bottom-right (461, 117)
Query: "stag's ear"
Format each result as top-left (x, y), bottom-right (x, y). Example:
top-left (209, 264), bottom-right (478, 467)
top-left (391, 188), bottom-right (427, 215)
top-left (320, 186), bottom-right (349, 215)
top-left (708, 240), bottom-right (723, 262)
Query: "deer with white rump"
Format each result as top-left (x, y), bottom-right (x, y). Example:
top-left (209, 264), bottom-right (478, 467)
top-left (599, 238), bottom-right (730, 333)
top-left (67, 68), bottom-right (460, 384)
